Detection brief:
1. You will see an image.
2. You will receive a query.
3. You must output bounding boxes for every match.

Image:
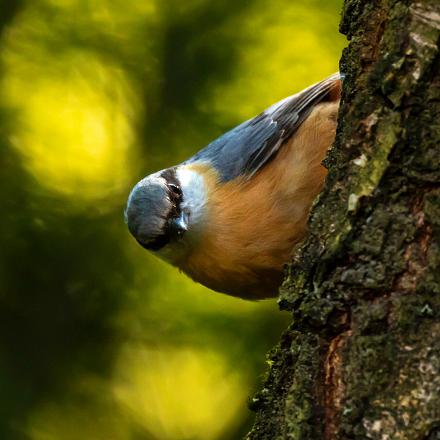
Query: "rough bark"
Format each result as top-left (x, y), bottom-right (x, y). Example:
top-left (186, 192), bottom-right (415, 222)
top-left (246, 1), bottom-right (440, 439)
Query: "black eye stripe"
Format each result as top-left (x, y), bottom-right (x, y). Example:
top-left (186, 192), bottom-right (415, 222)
top-left (140, 168), bottom-right (183, 252)
top-left (161, 168), bottom-right (180, 189)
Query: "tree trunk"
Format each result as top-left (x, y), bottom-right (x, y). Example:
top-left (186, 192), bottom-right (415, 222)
top-left (246, 1), bottom-right (440, 439)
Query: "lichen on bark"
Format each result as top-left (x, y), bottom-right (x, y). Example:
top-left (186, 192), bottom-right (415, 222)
top-left (246, 1), bottom-right (440, 439)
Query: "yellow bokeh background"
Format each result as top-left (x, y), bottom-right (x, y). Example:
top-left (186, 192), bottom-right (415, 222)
top-left (0, 0), bottom-right (345, 439)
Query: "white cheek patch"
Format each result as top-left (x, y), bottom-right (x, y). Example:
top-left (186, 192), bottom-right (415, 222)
top-left (176, 166), bottom-right (207, 229)
top-left (156, 165), bottom-right (208, 264)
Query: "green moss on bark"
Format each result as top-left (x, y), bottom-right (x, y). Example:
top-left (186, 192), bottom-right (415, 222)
top-left (247, 1), bottom-right (440, 439)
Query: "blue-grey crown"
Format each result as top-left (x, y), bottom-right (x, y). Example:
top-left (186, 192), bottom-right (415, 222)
top-left (125, 174), bottom-right (171, 247)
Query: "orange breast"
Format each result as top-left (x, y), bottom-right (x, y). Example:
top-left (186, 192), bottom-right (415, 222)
top-left (179, 102), bottom-right (339, 299)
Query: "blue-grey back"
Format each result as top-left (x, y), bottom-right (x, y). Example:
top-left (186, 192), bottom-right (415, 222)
top-left (185, 73), bottom-right (340, 182)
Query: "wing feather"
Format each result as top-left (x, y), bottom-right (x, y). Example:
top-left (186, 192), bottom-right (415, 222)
top-left (186, 73), bottom-right (341, 182)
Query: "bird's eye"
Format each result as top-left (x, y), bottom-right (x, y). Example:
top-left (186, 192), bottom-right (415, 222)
top-left (169, 184), bottom-right (182, 197)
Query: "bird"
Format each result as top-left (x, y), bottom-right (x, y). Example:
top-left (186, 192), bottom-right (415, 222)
top-left (125, 73), bottom-right (341, 299)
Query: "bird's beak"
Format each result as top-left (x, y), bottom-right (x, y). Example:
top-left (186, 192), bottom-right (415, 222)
top-left (169, 211), bottom-right (188, 236)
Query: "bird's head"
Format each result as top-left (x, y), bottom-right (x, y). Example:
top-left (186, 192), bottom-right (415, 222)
top-left (125, 165), bottom-right (208, 260)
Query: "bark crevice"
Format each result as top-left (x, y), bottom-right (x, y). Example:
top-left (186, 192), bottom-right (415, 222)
top-left (246, 1), bottom-right (440, 439)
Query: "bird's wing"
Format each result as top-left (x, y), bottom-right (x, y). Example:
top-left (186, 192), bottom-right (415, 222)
top-left (186, 73), bottom-right (341, 182)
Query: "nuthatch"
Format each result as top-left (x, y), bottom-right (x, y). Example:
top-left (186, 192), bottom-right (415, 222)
top-left (126, 73), bottom-right (341, 299)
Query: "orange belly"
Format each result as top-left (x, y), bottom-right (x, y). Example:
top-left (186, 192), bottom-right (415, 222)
top-left (179, 102), bottom-right (339, 299)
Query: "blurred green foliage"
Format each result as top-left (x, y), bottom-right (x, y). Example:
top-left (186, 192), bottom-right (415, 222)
top-left (0, 0), bottom-right (344, 439)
